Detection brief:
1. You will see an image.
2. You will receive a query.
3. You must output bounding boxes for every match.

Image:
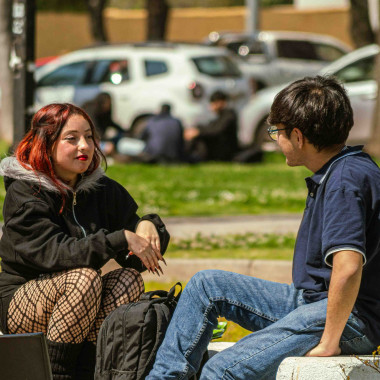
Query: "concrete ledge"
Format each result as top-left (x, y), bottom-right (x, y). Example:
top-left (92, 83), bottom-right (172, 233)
top-left (208, 341), bottom-right (235, 358)
top-left (276, 356), bottom-right (380, 380)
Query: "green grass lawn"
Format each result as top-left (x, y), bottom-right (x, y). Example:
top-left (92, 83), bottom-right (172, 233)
top-left (105, 152), bottom-right (310, 217)
top-left (0, 152), bottom-right (310, 221)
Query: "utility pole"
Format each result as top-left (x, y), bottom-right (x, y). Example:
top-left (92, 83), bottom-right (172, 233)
top-left (245, 0), bottom-right (259, 34)
top-left (10, 0), bottom-right (35, 147)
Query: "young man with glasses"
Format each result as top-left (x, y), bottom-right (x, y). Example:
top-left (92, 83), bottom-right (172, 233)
top-left (147, 76), bottom-right (380, 379)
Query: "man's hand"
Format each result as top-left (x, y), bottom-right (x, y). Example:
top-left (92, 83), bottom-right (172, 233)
top-left (184, 127), bottom-right (200, 141)
top-left (305, 342), bottom-right (341, 357)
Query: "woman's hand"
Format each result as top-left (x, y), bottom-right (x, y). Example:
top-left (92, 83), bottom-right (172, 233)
top-left (124, 227), bottom-right (165, 275)
top-left (136, 220), bottom-right (161, 255)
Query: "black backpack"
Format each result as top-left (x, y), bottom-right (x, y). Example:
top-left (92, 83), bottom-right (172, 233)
top-left (95, 282), bottom-right (182, 380)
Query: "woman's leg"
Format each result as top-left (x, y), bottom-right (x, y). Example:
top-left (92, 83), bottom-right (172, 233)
top-left (74, 268), bottom-right (143, 380)
top-left (7, 267), bottom-right (102, 380)
top-left (86, 267), bottom-right (144, 342)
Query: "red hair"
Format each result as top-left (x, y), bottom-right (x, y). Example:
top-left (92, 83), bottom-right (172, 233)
top-left (15, 103), bottom-right (106, 211)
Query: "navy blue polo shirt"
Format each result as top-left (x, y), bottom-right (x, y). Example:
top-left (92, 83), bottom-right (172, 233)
top-left (293, 145), bottom-right (380, 344)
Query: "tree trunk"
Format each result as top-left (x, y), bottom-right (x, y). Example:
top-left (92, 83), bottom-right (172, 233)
top-left (365, 30), bottom-right (380, 157)
top-left (0, 0), bottom-right (13, 143)
top-left (146, 0), bottom-right (169, 41)
top-left (349, 0), bottom-right (375, 48)
top-left (86, 0), bottom-right (108, 43)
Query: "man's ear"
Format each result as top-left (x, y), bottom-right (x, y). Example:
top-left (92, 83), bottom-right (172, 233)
top-left (292, 128), bottom-right (304, 148)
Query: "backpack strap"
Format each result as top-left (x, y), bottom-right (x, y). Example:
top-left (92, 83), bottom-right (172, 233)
top-left (140, 290), bottom-right (168, 300)
top-left (167, 282), bottom-right (182, 303)
top-left (140, 282), bottom-right (182, 302)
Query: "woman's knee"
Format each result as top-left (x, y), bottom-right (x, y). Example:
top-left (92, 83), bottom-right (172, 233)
top-left (63, 267), bottom-right (102, 302)
top-left (118, 268), bottom-right (144, 289)
top-left (104, 268), bottom-right (143, 288)
top-left (102, 268), bottom-right (144, 303)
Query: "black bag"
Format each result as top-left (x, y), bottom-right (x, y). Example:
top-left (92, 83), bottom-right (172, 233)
top-left (95, 282), bottom-right (182, 380)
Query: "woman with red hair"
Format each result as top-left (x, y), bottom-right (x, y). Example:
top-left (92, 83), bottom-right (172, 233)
top-left (0, 103), bottom-right (169, 380)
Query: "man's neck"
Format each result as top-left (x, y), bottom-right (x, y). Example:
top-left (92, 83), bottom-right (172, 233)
top-left (304, 144), bottom-right (346, 173)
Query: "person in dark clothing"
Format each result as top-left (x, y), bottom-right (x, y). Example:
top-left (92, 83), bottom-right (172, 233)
top-left (140, 104), bottom-right (184, 163)
top-left (185, 91), bottom-right (238, 161)
top-left (82, 92), bottom-right (124, 155)
top-left (0, 103), bottom-right (169, 380)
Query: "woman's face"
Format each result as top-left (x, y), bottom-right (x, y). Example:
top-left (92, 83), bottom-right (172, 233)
top-left (51, 115), bottom-right (95, 187)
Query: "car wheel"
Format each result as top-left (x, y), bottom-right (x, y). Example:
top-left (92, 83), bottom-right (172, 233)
top-left (254, 117), bottom-right (278, 152)
top-left (130, 115), bottom-right (152, 137)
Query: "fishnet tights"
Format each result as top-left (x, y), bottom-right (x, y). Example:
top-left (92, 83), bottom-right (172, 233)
top-left (87, 267), bottom-right (144, 342)
top-left (7, 267), bottom-right (144, 344)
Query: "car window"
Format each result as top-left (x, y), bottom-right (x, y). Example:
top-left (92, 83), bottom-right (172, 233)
top-left (333, 56), bottom-right (376, 83)
top-left (314, 43), bottom-right (346, 62)
top-left (144, 60), bottom-right (168, 77)
top-left (37, 61), bottom-right (88, 87)
top-left (89, 60), bottom-right (130, 85)
top-left (192, 56), bottom-right (241, 77)
top-left (276, 40), bottom-right (319, 60)
top-left (227, 40), bottom-right (265, 59)
top-left (226, 41), bottom-right (245, 54)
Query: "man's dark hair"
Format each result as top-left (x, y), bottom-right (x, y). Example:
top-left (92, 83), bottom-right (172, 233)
top-left (267, 76), bottom-right (354, 151)
top-left (160, 104), bottom-right (171, 114)
top-left (210, 90), bottom-right (228, 103)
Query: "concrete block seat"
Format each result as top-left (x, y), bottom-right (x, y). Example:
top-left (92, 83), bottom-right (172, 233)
top-left (277, 356), bottom-right (380, 380)
top-left (208, 342), bottom-right (380, 380)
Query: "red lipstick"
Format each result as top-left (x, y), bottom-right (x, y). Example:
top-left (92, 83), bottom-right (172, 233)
top-left (77, 155), bottom-right (88, 161)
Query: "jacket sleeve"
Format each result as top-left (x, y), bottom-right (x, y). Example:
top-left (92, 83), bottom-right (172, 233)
top-left (4, 199), bottom-right (127, 272)
top-left (115, 213), bottom-right (170, 272)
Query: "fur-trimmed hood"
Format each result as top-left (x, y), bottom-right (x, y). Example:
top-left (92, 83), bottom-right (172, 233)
top-left (0, 156), bottom-right (105, 194)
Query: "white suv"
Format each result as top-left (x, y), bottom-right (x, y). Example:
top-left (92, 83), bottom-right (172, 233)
top-left (35, 43), bottom-right (251, 131)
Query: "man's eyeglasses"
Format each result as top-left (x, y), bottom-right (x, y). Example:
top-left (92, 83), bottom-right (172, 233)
top-left (267, 126), bottom-right (289, 141)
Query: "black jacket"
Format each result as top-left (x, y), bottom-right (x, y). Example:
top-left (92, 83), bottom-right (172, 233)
top-left (198, 108), bottom-right (238, 161)
top-left (0, 157), bottom-right (169, 332)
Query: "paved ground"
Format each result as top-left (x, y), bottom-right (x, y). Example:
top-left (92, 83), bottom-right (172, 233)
top-left (164, 214), bottom-right (302, 238)
top-left (102, 214), bottom-right (302, 284)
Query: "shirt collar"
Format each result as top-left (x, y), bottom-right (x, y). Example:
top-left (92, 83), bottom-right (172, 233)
top-left (305, 145), bottom-right (364, 190)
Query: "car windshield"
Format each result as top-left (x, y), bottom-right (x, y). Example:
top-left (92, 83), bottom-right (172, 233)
top-left (333, 55), bottom-right (376, 83)
top-left (192, 55), bottom-right (241, 77)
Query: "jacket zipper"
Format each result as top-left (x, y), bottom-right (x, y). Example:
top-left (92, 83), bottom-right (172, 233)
top-left (72, 192), bottom-right (87, 237)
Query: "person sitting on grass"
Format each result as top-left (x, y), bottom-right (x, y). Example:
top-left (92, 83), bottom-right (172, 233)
top-left (147, 76), bottom-right (380, 379)
top-left (0, 103), bottom-right (169, 380)
top-left (184, 91), bottom-right (239, 162)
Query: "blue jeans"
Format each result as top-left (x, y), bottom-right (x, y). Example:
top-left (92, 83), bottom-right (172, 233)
top-left (147, 270), bottom-right (376, 380)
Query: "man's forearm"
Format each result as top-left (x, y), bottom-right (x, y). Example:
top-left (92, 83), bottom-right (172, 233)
top-left (307, 250), bottom-right (363, 356)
